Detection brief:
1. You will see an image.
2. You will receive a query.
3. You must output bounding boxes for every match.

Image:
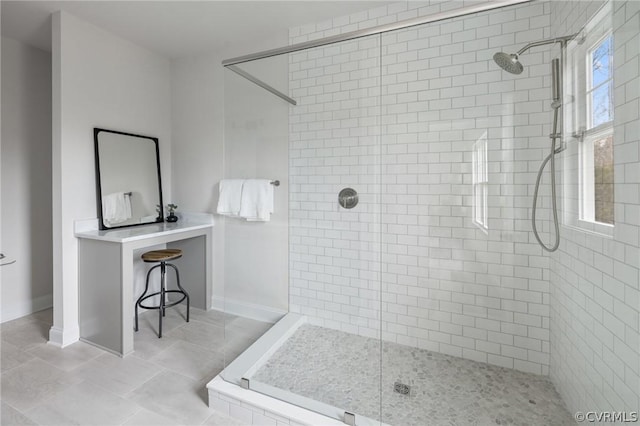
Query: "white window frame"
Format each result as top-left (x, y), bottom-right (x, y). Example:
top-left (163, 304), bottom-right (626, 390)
top-left (563, 2), bottom-right (614, 237)
top-left (581, 31), bottom-right (614, 229)
top-left (585, 33), bottom-right (614, 130)
top-left (579, 125), bottom-right (613, 224)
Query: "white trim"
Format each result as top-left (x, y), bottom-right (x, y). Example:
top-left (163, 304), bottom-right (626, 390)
top-left (580, 127), bottom-right (614, 227)
top-left (563, 2), bottom-right (615, 237)
top-left (576, 219), bottom-right (614, 237)
top-left (1, 294), bottom-right (53, 323)
top-left (586, 32), bottom-right (613, 129)
top-left (211, 296), bottom-right (286, 323)
top-left (47, 324), bottom-right (80, 348)
top-left (563, 222), bottom-right (614, 239)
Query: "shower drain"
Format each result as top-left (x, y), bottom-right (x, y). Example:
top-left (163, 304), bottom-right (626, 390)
top-left (394, 381), bottom-right (411, 395)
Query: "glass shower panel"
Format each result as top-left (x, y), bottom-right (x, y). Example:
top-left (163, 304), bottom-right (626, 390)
top-left (284, 34), bottom-right (383, 423)
top-left (221, 55), bottom-right (289, 368)
top-left (221, 34), bottom-right (384, 424)
top-left (380, 3), bottom-right (557, 425)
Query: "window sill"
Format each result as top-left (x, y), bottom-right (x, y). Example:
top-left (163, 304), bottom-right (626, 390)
top-left (561, 220), bottom-right (614, 239)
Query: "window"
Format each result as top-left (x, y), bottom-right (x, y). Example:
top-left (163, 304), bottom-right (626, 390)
top-left (472, 132), bottom-right (488, 233)
top-left (564, 2), bottom-right (614, 235)
top-left (582, 33), bottom-right (614, 226)
top-left (588, 36), bottom-right (613, 128)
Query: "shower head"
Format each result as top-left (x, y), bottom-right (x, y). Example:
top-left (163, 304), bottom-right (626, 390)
top-left (493, 52), bottom-right (523, 75)
top-left (493, 35), bottom-right (577, 75)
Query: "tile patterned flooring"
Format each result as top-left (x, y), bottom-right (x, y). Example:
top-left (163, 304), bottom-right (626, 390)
top-left (0, 307), bottom-right (270, 426)
top-left (251, 325), bottom-right (575, 426)
top-left (3, 311), bottom-right (575, 426)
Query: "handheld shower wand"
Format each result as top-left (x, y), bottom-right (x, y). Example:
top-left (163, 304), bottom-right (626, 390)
top-left (532, 58), bottom-right (562, 252)
top-left (493, 36), bottom-right (575, 252)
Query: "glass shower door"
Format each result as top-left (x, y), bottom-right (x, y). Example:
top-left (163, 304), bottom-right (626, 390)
top-left (284, 34), bottom-right (384, 423)
top-left (221, 34), bottom-right (385, 425)
top-left (219, 54), bottom-right (290, 382)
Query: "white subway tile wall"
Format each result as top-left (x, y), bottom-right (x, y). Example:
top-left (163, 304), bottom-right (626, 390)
top-left (288, 33), bottom-right (384, 340)
top-left (287, 0), bottom-right (639, 412)
top-left (550, 0), bottom-right (640, 415)
top-left (289, 1), bottom-right (558, 375)
top-left (209, 390), bottom-right (309, 426)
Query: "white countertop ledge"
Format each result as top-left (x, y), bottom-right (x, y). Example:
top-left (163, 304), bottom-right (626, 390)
top-left (74, 213), bottom-right (214, 243)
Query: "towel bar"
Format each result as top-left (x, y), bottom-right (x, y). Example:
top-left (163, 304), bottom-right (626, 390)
top-left (270, 180), bottom-right (280, 186)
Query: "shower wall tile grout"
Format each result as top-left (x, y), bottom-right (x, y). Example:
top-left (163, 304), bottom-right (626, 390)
top-left (287, 0), bottom-right (639, 416)
top-left (549, 0), bottom-right (640, 415)
top-left (288, 0), bottom-right (555, 376)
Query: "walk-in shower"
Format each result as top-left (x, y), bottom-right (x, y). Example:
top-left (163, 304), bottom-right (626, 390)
top-left (209, 0), bottom-right (639, 424)
top-left (494, 35), bottom-right (575, 252)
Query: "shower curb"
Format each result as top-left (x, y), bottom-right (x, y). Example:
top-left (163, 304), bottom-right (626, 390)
top-left (207, 375), bottom-right (344, 426)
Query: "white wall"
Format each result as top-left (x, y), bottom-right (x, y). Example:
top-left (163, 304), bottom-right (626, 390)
top-left (171, 35), bottom-right (289, 321)
top-left (170, 53), bottom-right (226, 312)
top-left (550, 0), bottom-right (640, 414)
top-left (0, 37), bottom-right (53, 322)
top-left (50, 11), bottom-right (172, 346)
top-left (289, 1), bottom-right (555, 375)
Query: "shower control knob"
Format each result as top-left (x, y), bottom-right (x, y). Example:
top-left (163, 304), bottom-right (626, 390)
top-left (338, 188), bottom-right (358, 209)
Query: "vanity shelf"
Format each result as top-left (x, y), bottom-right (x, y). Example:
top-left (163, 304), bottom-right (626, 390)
top-left (75, 213), bottom-right (214, 356)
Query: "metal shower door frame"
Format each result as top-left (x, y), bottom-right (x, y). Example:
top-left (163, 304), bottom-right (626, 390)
top-left (221, 0), bottom-right (533, 105)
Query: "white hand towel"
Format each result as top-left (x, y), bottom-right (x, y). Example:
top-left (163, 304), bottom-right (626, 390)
top-left (102, 192), bottom-right (132, 226)
top-left (217, 179), bottom-right (245, 216)
top-left (239, 179), bottom-right (274, 222)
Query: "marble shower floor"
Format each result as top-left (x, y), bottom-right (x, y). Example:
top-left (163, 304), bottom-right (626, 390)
top-left (251, 324), bottom-right (575, 426)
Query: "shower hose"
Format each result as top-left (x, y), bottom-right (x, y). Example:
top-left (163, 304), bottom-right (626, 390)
top-left (532, 105), bottom-right (561, 252)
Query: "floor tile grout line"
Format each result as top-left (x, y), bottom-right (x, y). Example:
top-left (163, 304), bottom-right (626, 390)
top-left (122, 361), bottom-right (173, 400)
top-left (25, 344), bottom-right (106, 374)
top-left (116, 403), bottom-right (146, 425)
top-left (1, 308), bottom-right (269, 426)
top-left (16, 369), bottom-right (80, 418)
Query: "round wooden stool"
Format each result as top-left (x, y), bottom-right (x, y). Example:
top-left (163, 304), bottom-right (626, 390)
top-left (135, 248), bottom-right (190, 338)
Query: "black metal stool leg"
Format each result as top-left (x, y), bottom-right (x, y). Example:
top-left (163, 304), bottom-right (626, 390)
top-left (136, 252), bottom-right (189, 339)
top-left (168, 263), bottom-right (189, 322)
top-left (159, 262), bottom-right (167, 338)
top-left (135, 264), bottom-right (160, 332)
top-left (161, 262), bottom-right (167, 318)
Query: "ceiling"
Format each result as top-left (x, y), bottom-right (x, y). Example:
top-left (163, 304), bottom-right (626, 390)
top-left (1, 1), bottom-right (390, 59)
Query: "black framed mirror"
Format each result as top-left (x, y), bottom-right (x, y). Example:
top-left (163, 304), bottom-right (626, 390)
top-left (94, 128), bottom-right (164, 230)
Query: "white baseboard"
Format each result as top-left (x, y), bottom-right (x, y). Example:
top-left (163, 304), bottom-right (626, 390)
top-left (1, 294), bottom-right (53, 323)
top-left (211, 296), bottom-right (286, 323)
top-left (48, 324), bottom-right (80, 348)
